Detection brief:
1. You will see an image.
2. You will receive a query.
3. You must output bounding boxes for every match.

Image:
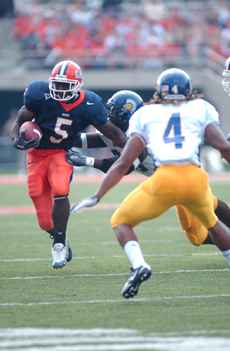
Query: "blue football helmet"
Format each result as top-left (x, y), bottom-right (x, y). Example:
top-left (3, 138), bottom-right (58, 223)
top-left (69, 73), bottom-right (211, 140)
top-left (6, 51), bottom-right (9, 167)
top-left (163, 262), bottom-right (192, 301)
top-left (106, 90), bottom-right (144, 132)
top-left (222, 57), bottom-right (230, 94)
top-left (156, 68), bottom-right (192, 100)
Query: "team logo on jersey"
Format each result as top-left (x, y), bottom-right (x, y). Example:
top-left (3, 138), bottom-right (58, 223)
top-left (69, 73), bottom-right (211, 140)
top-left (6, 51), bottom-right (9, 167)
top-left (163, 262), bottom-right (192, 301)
top-left (45, 93), bottom-right (51, 100)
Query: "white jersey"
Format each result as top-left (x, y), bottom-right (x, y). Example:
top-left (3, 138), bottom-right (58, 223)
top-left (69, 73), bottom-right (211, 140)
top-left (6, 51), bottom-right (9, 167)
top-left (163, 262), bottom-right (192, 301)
top-left (128, 98), bottom-right (219, 166)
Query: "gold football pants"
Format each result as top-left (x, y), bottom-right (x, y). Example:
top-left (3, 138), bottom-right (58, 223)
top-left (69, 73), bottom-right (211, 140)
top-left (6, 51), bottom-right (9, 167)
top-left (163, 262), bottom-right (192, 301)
top-left (111, 164), bottom-right (217, 244)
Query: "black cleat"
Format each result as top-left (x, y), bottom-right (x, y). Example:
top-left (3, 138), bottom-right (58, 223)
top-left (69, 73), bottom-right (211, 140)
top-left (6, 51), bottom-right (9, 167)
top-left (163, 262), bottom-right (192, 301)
top-left (66, 245), bottom-right (73, 262)
top-left (121, 265), bottom-right (152, 299)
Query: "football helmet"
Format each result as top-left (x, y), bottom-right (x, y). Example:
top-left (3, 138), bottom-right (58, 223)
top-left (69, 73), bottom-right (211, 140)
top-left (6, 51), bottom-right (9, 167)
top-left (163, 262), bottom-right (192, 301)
top-left (156, 68), bottom-right (192, 100)
top-left (49, 60), bottom-right (83, 101)
top-left (106, 90), bottom-right (144, 132)
top-left (222, 57), bottom-right (230, 94)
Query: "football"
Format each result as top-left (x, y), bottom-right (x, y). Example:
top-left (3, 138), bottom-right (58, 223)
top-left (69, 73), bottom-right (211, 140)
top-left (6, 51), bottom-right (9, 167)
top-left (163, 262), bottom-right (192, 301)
top-left (19, 121), bottom-right (42, 142)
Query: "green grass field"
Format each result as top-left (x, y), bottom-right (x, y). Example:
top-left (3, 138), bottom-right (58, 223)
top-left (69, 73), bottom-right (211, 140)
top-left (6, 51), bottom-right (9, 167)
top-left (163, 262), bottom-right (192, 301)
top-left (0, 176), bottom-right (230, 350)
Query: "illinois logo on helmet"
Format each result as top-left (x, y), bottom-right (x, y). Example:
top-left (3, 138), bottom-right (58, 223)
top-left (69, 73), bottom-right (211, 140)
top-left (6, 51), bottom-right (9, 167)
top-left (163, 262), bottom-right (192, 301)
top-left (49, 60), bottom-right (83, 101)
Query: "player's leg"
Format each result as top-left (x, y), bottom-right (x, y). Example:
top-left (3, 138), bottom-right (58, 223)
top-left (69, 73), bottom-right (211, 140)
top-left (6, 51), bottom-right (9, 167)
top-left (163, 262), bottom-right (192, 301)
top-left (176, 204), bottom-right (210, 246)
top-left (181, 175), bottom-right (230, 268)
top-left (48, 151), bottom-right (73, 268)
top-left (176, 197), bottom-right (230, 246)
top-left (111, 171), bottom-right (176, 298)
top-left (27, 151), bottom-right (54, 233)
top-left (215, 199), bottom-right (230, 228)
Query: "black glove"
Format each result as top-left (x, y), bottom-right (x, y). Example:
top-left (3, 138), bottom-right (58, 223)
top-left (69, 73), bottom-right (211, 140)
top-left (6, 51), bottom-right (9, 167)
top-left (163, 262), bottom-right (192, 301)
top-left (67, 148), bottom-right (95, 167)
top-left (13, 133), bottom-right (40, 150)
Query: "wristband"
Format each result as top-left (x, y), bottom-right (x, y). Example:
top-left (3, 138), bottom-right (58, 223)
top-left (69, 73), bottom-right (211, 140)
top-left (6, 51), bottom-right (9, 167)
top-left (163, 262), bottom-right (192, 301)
top-left (80, 133), bottom-right (88, 149)
top-left (85, 157), bottom-right (95, 167)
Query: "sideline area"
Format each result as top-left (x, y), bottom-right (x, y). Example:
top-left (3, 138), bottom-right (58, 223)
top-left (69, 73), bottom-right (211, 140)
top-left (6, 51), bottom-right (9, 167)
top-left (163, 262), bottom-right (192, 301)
top-left (0, 173), bottom-right (229, 185)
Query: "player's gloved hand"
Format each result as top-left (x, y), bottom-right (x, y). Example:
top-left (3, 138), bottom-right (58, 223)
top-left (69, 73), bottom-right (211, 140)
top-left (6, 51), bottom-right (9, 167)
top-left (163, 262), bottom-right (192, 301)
top-left (67, 148), bottom-right (95, 167)
top-left (13, 134), bottom-right (40, 150)
top-left (70, 195), bottom-right (99, 214)
top-left (226, 133), bottom-right (230, 142)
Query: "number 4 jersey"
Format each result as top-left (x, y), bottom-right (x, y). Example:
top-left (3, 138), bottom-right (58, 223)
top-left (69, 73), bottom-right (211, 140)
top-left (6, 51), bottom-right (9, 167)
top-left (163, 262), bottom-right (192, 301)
top-left (24, 80), bottom-right (108, 149)
top-left (128, 98), bottom-right (219, 166)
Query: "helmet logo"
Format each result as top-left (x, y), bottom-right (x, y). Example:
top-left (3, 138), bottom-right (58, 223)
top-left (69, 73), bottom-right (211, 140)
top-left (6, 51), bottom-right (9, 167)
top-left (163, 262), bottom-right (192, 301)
top-left (124, 99), bottom-right (136, 112)
top-left (75, 71), bottom-right (81, 78)
top-left (172, 85), bottom-right (178, 94)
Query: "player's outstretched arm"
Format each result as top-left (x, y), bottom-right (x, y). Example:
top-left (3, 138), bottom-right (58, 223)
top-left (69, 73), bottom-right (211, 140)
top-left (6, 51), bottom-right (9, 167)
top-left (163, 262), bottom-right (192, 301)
top-left (204, 123), bottom-right (230, 163)
top-left (95, 120), bottom-right (127, 148)
top-left (95, 134), bottom-right (145, 200)
top-left (73, 132), bottom-right (111, 148)
top-left (70, 135), bottom-right (144, 214)
top-left (67, 148), bottom-right (135, 174)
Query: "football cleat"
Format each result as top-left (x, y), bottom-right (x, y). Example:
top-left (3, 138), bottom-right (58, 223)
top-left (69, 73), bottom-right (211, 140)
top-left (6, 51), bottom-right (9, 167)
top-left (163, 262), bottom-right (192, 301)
top-left (66, 241), bottom-right (73, 262)
top-left (121, 265), bottom-right (152, 299)
top-left (52, 243), bottom-right (67, 269)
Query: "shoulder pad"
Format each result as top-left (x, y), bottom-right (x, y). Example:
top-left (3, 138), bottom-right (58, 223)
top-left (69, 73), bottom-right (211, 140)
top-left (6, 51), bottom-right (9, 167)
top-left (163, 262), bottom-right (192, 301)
top-left (25, 80), bottom-right (49, 101)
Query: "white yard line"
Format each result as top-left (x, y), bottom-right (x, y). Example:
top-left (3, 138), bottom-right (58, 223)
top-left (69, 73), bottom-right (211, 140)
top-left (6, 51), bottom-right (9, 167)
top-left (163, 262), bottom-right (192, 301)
top-left (0, 251), bottom-right (221, 263)
top-left (0, 268), bottom-right (228, 281)
top-left (1, 294), bottom-right (230, 307)
top-left (0, 329), bottom-right (230, 351)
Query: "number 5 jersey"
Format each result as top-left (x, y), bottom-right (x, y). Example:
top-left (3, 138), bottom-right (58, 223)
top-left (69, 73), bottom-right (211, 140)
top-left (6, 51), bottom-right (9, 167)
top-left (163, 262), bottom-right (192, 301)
top-left (24, 80), bottom-right (108, 149)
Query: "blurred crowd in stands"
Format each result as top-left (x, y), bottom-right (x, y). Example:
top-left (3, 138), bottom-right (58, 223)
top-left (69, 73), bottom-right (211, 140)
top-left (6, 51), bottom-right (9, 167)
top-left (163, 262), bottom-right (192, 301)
top-left (10, 0), bottom-right (230, 69)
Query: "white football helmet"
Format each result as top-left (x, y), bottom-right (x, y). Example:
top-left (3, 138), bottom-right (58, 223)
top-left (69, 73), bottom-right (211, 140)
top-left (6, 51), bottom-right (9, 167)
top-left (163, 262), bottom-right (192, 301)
top-left (49, 60), bottom-right (83, 101)
top-left (222, 57), bottom-right (230, 94)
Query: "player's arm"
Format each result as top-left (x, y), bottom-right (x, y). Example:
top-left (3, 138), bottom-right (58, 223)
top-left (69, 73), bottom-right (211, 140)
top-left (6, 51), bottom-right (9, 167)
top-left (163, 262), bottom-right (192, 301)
top-left (95, 134), bottom-right (145, 200)
top-left (70, 134), bottom-right (145, 213)
top-left (73, 132), bottom-right (113, 148)
top-left (204, 122), bottom-right (230, 162)
top-left (67, 148), bottom-right (135, 173)
top-left (11, 105), bottom-right (37, 150)
top-left (93, 120), bottom-right (127, 148)
top-left (11, 105), bottom-right (33, 139)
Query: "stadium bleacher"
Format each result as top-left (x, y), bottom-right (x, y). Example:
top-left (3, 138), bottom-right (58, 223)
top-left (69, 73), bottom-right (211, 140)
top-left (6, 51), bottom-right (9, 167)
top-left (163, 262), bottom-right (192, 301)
top-left (11, 0), bottom-right (230, 70)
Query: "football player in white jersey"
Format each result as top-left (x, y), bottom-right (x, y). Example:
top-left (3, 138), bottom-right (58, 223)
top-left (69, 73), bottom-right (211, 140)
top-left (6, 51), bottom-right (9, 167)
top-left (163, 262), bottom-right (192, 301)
top-left (69, 90), bottom-right (230, 248)
top-left (72, 68), bottom-right (230, 299)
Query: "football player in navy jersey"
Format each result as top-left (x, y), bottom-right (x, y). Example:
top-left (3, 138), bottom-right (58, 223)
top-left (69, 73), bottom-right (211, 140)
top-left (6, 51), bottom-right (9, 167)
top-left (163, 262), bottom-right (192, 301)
top-left (12, 60), bottom-right (126, 269)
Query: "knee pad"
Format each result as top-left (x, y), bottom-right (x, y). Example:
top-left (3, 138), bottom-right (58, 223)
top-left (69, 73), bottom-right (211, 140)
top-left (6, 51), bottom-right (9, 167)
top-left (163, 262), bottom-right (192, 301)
top-left (111, 209), bottom-right (127, 228)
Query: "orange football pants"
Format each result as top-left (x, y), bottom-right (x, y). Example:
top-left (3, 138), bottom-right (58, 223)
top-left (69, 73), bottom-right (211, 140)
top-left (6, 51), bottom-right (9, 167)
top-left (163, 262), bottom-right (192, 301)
top-left (111, 164), bottom-right (217, 242)
top-left (27, 149), bottom-right (73, 232)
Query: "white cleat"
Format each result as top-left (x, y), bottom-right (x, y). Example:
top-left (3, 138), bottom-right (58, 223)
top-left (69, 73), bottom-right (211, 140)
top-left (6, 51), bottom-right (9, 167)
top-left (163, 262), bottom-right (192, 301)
top-left (52, 243), bottom-right (67, 269)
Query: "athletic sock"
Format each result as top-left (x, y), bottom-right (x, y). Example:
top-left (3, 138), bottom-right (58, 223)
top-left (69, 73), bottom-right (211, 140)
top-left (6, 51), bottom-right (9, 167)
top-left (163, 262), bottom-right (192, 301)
top-left (222, 249), bottom-right (230, 267)
top-left (53, 231), bottom-right (66, 245)
top-left (124, 240), bottom-right (150, 269)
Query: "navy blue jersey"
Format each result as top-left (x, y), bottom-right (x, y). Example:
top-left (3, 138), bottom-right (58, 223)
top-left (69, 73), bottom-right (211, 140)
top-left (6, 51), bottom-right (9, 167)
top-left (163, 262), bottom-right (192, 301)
top-left (24, 80), bottom-right (108, 149)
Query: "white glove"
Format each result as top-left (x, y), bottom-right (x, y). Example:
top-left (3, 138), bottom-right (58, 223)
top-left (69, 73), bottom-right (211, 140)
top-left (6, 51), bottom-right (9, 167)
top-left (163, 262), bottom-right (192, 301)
top-left (70, 195), bottom-right (99, 214)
